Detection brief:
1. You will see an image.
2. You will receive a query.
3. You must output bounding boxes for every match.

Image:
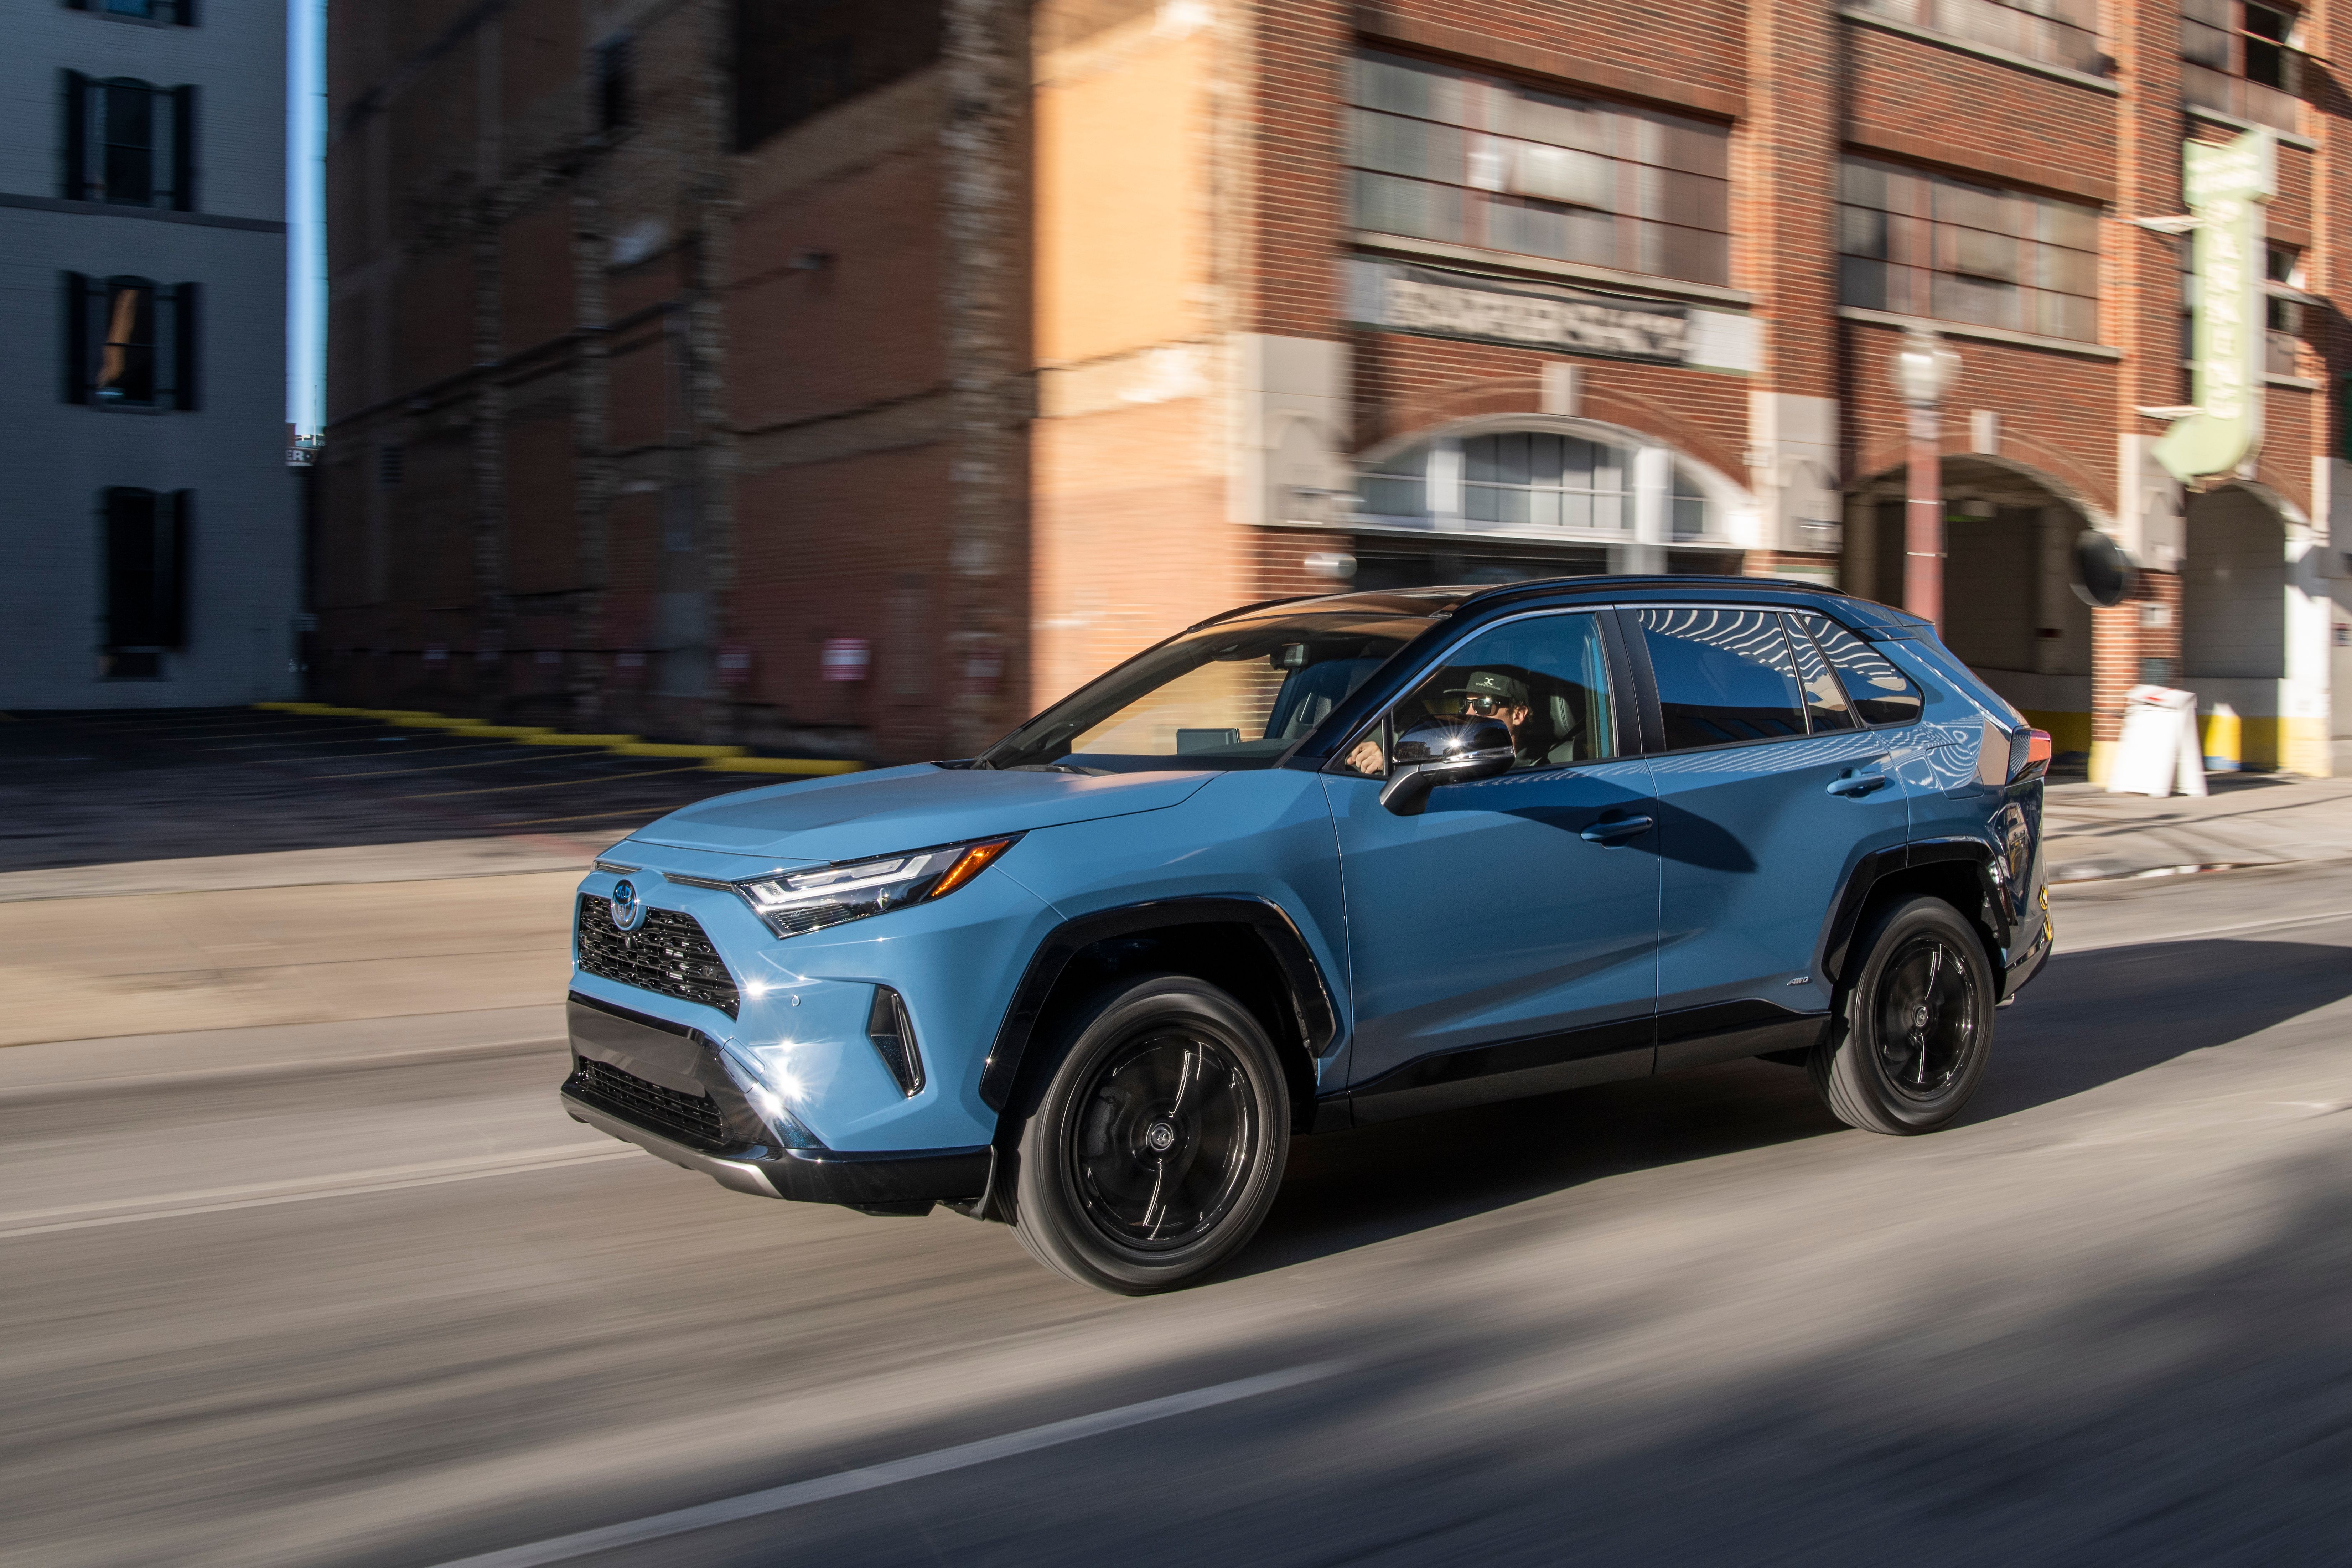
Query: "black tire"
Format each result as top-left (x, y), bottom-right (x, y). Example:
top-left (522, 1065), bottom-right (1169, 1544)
top-left (1810, 895), bottom-right (1995, 1135)
top-left (1012, 974), bottom-right (1290, 1294)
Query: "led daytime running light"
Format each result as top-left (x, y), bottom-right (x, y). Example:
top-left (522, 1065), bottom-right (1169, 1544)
top-left (735, 836), bottom-right (1019, 939)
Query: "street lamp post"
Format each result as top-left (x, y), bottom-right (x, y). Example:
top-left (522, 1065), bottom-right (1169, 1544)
top-left (1891, 326), bottom-right (1960, 631)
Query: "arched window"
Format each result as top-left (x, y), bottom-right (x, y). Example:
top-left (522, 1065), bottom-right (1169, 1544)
top-left (1355, 420), bottom-right (1740, 548)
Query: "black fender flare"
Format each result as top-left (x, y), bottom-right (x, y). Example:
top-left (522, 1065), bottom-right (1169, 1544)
top-left (976, 895), bottom-right (1340, 1115)
top-left (1818, 837), bottom-right (2009, 987)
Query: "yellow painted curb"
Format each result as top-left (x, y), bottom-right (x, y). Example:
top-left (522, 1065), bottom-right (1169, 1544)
top-left (518, 732), bottom-right (642, 747)
top-left (705, 756), bottom-right (862, 776)
top-left (441, 723), bottom-right (556, 738)
top-left (612, 742), bottom-right (749, 759)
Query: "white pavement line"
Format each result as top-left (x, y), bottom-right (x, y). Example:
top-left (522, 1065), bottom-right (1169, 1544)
top-left (2059, 907), bottom-right (2352, 954)
top-left (424, 1362), bottom-right (1347, 1568)
top-left (0, 1145), bottom-right (638, 1240)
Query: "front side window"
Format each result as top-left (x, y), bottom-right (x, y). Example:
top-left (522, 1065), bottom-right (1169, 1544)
top-left (1838, 158), bottom-right (2100, 343)
top-left (1638, 607), bottom-right (1807, 748)
top-left (1380, 612), bottom-right (1619, 772)
top-left (978, 599), bottom-right (1450, 771)
top-left (1348, 52), bottom-right (1730, 287)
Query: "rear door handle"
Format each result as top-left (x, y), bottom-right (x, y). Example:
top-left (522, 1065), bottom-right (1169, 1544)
top-left (1828, 772), bottom-right (1890, 797)
top-left (1581, 814), bottom-right (1653, 845)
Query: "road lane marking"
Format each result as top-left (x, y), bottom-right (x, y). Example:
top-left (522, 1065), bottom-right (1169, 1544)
top-left (0, 1145), bottom-right (639, 1240)
top-left (2058, 907), bottom-right (2352, 954)
top-left (423, 1362), bottom-right (1347, 1568)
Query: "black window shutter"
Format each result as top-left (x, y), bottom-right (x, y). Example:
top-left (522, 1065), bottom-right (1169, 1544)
top-left (166, 281), bottom-right (200, 410)
top-left (174, 0), bottom-right (197, 25)
top-left (161, 492), bottom-right (192, 647)
top-left (103, 488), bottom-right (153, 647)
top-left (63, 0), bottom-right (90, 11)
top-left (62, 71), bottom-right (88, 199)
top-left (62, 271), bottom-right (92, 403)
top-left (170, 85), bottom-right (196, 209)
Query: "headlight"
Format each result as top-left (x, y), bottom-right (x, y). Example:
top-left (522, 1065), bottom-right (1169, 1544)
top-left (737, 837), bottom-right (1018, 938)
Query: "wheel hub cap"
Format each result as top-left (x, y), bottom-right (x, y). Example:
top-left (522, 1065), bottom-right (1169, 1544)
top-left (1144, 1120), bottom-right (1176, 1153)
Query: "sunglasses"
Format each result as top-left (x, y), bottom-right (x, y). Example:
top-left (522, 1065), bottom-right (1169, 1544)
top-left (1461, 695), bottom-right (1510, 716)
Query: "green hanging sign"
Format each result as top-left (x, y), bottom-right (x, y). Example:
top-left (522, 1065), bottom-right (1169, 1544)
top-left (2152, 128), bottom-right (2276, 483)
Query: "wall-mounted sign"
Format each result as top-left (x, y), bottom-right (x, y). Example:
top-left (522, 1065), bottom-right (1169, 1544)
top-left (716, 645), bottom-right (753, 686)
top-left (1344, 258), bottom-right (1757, 372)
top-left (2152, 128), bottom-right (2276, 484)
top-left (820, 638), bottom-right (870, 682)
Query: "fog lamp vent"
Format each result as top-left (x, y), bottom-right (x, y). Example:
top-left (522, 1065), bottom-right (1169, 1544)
top-left (866, 986), bottom-right (925, 1098)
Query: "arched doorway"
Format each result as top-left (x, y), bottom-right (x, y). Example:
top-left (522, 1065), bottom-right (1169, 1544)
top-left (1349, 415), bottom-right (1756, 589)
top-left (1846, 455), bottom-right (2096, 765)
top-left (2181, 481), bottom-right (2331, 773)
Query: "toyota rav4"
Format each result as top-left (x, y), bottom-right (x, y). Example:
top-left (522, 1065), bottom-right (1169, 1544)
top-left (561, 576), bottom-right (2052, 1293)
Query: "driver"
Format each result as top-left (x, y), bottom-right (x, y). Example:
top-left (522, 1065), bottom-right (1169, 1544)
top-left (1342, 669), bottom-right (1541, 775)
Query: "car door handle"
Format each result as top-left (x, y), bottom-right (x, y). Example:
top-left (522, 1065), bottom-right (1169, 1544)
top-left (1581, 814), bottom-right (1653, 845)
top-left (1827, 772), bottom-right (1891, 797)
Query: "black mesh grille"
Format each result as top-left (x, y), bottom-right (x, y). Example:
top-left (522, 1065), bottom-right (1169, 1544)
top-left (571, 1057), bottom-right (730, 1147)
top-left (575, 894), bottom-right (741, 1017)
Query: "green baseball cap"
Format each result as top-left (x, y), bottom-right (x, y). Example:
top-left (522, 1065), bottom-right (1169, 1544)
top-left (1446, 669), bottom-right (1528, 707)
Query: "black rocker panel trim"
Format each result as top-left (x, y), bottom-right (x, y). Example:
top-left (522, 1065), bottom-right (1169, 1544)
top-left (1653, 997), bottom-right (1830, 1074)
top-left (977, 895), bottom-right (1340, 1112)
top-left (1339, 1015), bottom-right (1656, 1125)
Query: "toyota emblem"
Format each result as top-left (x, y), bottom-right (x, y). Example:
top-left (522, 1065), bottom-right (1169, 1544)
top-left (608, 878), bottom-right (645, 931)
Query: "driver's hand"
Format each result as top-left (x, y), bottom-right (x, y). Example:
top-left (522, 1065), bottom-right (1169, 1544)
top-left (1345, 739), bottom-right (1384, 776)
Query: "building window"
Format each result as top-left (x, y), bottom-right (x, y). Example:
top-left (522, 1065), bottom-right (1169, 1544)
top-left (102, 487), bottom-right (191, 677)
top-left (1846, 0), bottom-right (2103, 75)
top-left (1347, 53), bottom-right (1731, 288)
top-left (2265, 243), bottom-right (2303, 376)
top-left (1838, 157), bottom-right (2100, 342)
top-left (62, 72), bottom-right (196, 209)
top-left (68, 0), bottom-right (199, 24)
top-left (594, 34), bottom-right (633, 135)
top-left (2182, 0), bottom-right (2302, 131)
top-left (1357, 423), bottom-right (1733, 545)
top-left (62, 274), bottom-right (200, 409)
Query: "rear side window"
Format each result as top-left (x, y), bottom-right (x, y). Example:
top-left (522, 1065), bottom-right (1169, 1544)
top-left (1636, 607), bottom-right (1806, 748)
top-left (1796, 612), bottom-right (1923, 727)
top-left (1783, 611), bottom-right (1856, 731)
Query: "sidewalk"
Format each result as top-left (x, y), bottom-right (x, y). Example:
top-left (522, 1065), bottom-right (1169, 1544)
top-left (2044, 774), bottom-right (2352, 883)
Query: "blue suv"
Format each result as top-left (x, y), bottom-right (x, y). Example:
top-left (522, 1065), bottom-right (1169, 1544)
top-left (562, 576), bottom-right (2052, 1293)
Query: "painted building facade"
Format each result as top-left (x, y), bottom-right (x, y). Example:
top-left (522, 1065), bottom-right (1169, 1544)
top-left (318, 0), bottom-right (2347, 774)
top-left (1, 0), bottom-right (298, 709)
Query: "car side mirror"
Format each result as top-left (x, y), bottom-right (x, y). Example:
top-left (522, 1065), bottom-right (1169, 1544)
top-left (1378, 714), bottom-right (1515, 815)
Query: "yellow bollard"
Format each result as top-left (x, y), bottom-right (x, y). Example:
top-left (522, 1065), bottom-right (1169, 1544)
top-left (2200, 702), bottom-right (2242, 773)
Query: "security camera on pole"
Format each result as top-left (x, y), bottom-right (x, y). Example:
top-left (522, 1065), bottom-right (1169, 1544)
top-left (1891, 325), bottom-right (1960, 632)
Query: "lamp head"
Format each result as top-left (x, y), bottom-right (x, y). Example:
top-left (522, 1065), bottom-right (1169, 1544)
top-left (1891, 325), bottom-right (1960, 408)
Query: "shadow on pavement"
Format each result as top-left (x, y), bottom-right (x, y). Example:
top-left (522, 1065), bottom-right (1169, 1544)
top-left (1239, 938), bottom-right (2352, 1281)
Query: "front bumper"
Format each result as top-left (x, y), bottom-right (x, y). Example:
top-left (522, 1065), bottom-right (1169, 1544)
top-left (560, 992), bottom-right (990, 1208)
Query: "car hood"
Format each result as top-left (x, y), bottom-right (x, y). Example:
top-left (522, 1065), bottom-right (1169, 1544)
top-left (628, 763), bottom-right (1221, 866)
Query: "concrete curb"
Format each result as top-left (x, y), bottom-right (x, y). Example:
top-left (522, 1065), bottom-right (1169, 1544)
top-left (251, 704), bottom-right (862, 777)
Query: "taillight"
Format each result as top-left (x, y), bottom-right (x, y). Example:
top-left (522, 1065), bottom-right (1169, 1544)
top-left (2009, 728), bottom-right (2052, 782)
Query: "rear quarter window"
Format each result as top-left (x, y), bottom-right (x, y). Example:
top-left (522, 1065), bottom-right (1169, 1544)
top-left (1795, 612), bottom-right (1924, 727)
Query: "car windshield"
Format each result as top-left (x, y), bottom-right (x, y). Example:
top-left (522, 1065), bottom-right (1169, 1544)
top-left (977, 596), bottom-right (1451, 772)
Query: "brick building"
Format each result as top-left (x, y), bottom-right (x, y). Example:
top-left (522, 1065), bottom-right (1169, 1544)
top-left (321, 0), bottom-right (2348, 773)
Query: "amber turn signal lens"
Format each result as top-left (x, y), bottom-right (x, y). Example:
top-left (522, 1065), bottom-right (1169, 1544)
top-left (929, 837), bottom-right (1016, 900)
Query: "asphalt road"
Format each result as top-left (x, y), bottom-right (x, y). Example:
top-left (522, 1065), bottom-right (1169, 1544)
top-left (5, 863), bottom-right (2352, 1567)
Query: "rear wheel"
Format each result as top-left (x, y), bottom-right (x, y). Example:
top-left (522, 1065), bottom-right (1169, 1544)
top-left (1810, 896), bottom-right (1994, 1135)
top-left (1012, 974), bottom-right (1289, 1294)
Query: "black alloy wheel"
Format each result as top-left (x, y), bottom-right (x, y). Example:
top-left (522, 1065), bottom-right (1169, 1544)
top-left (1873, 932), bottom-right (1979, 1098)
top-left (1068, 1028), bottom-right (1256, 1249)
top-left (1013, 974), bottom-right (1290, 1293)
top-left (1809, 895), bottom-right (1996, 1135)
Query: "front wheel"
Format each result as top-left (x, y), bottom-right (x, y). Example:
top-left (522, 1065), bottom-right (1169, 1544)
top-left (1810, 895), bottom-right (1995, 1135)
top-left (1012, 974), bottom-right (1290, 1294)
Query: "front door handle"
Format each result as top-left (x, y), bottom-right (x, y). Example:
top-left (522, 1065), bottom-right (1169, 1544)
top-left (1581, 814), bottom-right (1653, 845)
top-left (1828, 771), bottom-right (1891, 798)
